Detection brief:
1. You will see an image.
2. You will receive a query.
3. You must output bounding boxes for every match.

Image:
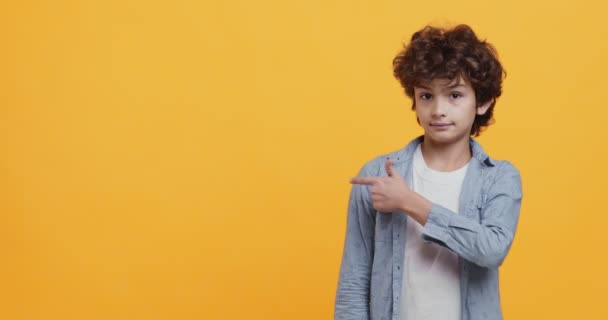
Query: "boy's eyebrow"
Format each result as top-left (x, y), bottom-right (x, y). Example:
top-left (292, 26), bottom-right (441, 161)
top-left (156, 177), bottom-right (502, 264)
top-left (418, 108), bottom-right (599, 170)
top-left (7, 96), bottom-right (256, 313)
top-left (446, 82), bottom-right (466, 89)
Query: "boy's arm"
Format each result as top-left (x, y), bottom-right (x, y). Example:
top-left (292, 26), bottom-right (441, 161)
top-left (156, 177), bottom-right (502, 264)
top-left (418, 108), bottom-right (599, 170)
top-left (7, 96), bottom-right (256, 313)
top-left (335, 163), bottom-right (377, 320)
top-left (417, 161), bottom-right (523, 268)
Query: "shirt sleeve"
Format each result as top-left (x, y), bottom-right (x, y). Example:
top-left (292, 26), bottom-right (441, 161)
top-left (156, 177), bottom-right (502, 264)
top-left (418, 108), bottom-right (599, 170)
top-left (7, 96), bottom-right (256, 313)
top-left (421, 161), bottom-right (523, 268)
top-left (335, 161), bottom-right (377, 320)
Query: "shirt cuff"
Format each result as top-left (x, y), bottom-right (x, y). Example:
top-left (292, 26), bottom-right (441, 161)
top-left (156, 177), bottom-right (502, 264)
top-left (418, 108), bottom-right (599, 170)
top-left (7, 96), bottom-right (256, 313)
top-left (421, 202), bottom-right (455, 246)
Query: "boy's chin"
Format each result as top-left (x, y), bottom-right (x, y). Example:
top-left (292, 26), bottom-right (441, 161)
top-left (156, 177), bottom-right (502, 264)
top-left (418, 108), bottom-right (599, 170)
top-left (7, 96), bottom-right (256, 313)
top-left (423, 131), bottom-right (467, 144)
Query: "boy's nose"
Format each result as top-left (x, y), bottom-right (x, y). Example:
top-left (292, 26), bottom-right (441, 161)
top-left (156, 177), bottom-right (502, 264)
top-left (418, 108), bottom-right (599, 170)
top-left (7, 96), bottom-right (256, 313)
top-left (431, 101), bottom-right (448, 117)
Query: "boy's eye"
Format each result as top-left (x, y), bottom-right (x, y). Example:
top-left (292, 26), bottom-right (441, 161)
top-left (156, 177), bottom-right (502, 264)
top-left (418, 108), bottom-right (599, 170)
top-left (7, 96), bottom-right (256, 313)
top-left (419, 93), bottom-right (432, 100)
top-left (450, 92), bottom-right (463, 99)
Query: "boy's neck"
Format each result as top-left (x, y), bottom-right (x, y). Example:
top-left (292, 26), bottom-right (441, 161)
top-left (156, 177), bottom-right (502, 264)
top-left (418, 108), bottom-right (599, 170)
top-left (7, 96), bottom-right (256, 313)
top-left (420, 135), bottom-right (472, 172)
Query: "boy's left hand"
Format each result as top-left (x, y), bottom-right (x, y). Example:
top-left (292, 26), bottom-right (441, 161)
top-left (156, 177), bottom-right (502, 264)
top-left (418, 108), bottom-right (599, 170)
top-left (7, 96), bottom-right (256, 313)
top-left (350, 158), bottom-right (411, 213)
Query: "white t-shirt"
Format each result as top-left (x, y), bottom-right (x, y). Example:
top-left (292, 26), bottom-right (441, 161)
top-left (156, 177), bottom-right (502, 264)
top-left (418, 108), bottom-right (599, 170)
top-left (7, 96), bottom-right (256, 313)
top-left (399, 144), bottom-right (470, 320)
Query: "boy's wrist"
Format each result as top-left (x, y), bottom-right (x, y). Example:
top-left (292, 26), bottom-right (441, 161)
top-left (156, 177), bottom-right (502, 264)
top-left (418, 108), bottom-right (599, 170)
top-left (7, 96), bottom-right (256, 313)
top-left (400, 191), bottom-right (432, 225)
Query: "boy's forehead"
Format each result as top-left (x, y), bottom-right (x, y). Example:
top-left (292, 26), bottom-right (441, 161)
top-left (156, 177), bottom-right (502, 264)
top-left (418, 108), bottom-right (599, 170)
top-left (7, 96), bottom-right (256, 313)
top-left (416, 76), bottom-right (470, 89)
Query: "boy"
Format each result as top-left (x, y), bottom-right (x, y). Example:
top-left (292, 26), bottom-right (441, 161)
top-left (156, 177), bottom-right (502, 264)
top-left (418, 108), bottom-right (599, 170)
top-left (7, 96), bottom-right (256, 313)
top-left (334, 24), bottom-right (523, 320)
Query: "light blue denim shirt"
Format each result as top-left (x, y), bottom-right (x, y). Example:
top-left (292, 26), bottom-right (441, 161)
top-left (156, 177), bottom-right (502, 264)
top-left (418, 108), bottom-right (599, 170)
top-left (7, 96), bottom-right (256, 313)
top-left (335, 135), bottom-right (523, 320)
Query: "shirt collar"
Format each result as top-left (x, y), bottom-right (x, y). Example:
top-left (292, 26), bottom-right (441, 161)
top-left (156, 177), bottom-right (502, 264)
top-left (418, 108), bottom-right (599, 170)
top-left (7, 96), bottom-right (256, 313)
top-left (404, 135), bottom-right (496, 167)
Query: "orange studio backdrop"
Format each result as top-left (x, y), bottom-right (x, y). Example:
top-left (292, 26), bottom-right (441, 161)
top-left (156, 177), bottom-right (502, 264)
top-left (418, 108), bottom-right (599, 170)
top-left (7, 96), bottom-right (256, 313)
top-left (2, 0), bottom-right (607, 319)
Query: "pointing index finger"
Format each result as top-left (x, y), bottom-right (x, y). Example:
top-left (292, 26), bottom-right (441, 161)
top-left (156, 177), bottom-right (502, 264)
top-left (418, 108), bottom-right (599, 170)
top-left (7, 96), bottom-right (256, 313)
top-left (350, 177), bottom-right (380, 185)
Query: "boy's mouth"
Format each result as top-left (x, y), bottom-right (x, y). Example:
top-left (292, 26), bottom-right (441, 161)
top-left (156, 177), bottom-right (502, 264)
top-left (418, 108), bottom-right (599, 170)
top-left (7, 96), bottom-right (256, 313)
top-left (430, 122), bottom-right (453, 127)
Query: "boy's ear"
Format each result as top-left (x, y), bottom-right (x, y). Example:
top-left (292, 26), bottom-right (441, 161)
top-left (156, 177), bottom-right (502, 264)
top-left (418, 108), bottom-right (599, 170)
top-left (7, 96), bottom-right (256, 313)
top-left (477, 100), bottom-right (492, 115)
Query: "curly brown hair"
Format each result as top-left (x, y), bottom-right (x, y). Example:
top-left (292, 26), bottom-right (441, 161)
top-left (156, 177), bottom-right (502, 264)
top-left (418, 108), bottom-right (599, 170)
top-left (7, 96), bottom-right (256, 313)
top-left (392, 24), bottom-right (505, 136)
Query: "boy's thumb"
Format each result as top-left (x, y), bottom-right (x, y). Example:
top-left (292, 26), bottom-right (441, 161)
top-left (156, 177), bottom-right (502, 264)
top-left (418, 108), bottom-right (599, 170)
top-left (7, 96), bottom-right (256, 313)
top-left (385, 158), bottom-right (394, 177)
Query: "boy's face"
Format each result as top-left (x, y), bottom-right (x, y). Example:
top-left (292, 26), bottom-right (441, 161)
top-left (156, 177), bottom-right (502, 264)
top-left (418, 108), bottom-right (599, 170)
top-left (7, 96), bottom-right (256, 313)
top-left (413, 76), bottom-right (491, 145)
